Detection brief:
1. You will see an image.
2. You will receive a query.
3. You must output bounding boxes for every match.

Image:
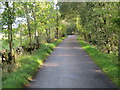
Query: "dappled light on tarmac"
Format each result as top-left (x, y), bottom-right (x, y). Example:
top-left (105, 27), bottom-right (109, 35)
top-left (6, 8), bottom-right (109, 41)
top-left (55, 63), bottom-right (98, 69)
top-left (51, 54), bottom-right (78, 56)
top-left (42, 63), bottom-right (59, 67)
top-left (28, 36), bottom-right (116, 88)
top-left (68, 35), bottom-right (77, 38)
top-left (56, 46), bottom-right (82, 50)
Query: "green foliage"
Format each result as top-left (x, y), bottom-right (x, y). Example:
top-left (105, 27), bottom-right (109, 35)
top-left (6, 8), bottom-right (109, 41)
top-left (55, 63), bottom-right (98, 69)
top-left (66, 24), bottom-right (76, 35)
top-left (2, 38), bottom-right (65, 88)
top-left (78, 37), bottom-right (119, 88)
top-left (59, 2), bottom-right (119, 54)
top-left (78, 2), bottom-right (119, 54)
top-left (1, 2), bottom-right (67, 52)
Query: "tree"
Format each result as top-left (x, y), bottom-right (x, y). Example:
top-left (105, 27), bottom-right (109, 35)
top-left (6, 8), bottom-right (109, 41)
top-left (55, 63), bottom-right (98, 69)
top-left (58, 2), bottom-right (119, 54)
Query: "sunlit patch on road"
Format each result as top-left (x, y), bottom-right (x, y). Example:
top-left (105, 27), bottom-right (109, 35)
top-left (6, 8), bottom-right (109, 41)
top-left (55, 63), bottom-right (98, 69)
top-left (42, 63), bottom-right (59, 67)
top-left (56, 46), bottom-right (82, 50)
top-left (68, 35), bottom-right (77, 38)
top-left (51, 54), bottom-right (78, 56)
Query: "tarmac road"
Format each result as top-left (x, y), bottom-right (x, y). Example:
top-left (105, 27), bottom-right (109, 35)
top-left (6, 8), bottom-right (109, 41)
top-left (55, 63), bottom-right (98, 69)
top-left (27, 35), bottom-right (117, 88)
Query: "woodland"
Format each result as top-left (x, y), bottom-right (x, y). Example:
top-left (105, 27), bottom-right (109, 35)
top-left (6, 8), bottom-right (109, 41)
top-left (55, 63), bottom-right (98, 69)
top-left (0, 2), bottom-right (119, 88)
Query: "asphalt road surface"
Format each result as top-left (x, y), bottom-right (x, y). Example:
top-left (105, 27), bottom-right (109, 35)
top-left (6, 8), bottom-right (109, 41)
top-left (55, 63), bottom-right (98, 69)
top-left (27, 35), bottom-right (117, 88)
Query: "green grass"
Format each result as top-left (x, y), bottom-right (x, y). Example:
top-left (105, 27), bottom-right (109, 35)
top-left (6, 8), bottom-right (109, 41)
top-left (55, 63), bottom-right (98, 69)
top-left (2, 37), bottom-right (65, 88)
top-left (77, 37), bottom-right (119, 88)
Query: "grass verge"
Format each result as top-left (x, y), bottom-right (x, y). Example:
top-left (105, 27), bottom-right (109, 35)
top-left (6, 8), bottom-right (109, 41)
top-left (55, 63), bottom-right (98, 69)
top-left (2, 37), bottom-right (65, 88)
top-left (77, 37), bottom-right (119, 88)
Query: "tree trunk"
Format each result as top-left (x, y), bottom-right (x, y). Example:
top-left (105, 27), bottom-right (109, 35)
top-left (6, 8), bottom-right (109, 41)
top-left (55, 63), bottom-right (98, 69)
top-left (5, 2), bottom-right (13, 53)
top-left (56, 11), bottom-right (59, 39)
top-left (46, 29), bottom-right (48, 37)
top-left (48, 28), bottom-right (50, 39)
top-left (32, 2), bottom-right (38, 44)
top-left (20, 26), bottom-right (22, 45)
top-left (24, 3), bottom-right (32, 47)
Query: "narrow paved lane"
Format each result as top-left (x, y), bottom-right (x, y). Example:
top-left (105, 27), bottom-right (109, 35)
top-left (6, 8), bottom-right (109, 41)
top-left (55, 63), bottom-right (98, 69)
top-left (28, 36), bottom-right (116, 88)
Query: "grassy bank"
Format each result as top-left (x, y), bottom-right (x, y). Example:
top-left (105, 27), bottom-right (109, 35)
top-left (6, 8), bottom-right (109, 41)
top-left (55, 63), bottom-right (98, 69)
top-left (2, 37), bottom-right (65, 88)
top-left (77, 37), bottom-right (119, 88)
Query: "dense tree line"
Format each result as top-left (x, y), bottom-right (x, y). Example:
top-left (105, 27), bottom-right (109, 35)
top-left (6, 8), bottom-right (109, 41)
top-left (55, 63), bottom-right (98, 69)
top-left (0, 2), bottom-right (67, 65)
top-left (0, 2), bottom-right (119, 66)
top-left (59, 2), bottom-right (119, 55)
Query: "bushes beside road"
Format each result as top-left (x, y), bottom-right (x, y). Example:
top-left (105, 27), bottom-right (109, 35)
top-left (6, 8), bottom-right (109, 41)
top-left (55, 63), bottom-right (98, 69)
top-left (2, 37), bottom-right (65, 88)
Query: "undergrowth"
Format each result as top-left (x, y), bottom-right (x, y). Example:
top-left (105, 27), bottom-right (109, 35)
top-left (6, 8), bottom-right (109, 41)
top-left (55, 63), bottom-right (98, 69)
top-left (77, 37), bottom-right (119, 88)
top-left (2, 37), bottom-right (65, 88)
